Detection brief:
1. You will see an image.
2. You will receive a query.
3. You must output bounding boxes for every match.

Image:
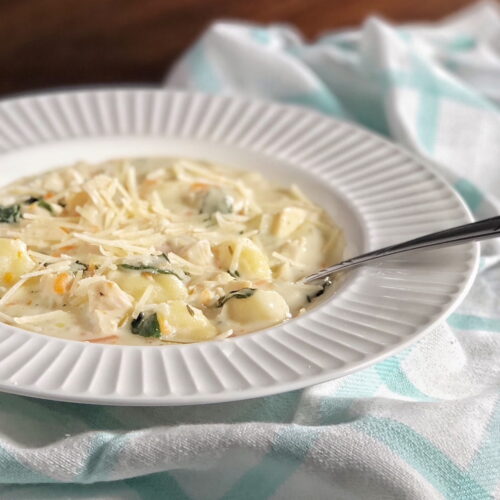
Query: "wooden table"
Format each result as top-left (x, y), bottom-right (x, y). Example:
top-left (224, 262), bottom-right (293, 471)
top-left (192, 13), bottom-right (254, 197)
top-left (0, 0), bottom-right (471, 96)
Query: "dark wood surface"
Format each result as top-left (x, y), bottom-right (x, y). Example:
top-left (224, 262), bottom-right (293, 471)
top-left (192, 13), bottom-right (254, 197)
top-left (0, 0), bottom-right (471, 97)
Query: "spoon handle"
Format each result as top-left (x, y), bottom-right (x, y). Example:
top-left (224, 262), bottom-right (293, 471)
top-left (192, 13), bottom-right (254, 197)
top-left (304, 215), bottom-right (500, 283)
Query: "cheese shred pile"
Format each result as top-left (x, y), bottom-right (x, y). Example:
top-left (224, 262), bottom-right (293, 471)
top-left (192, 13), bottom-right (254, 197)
top-left (0, 158), bottom-right (344, 345)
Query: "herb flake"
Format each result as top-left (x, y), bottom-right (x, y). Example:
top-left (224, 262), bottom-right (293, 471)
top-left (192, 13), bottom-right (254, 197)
top-left (119, 263), bottom-right (181, 280)
top-left (228, 269), bottom-right (240, 278)
top-left (131, 312), bottom-right (161, 338)
top-left (216, 287), bottom-right (256, 308)
top-left (38, 199), bottom-right (54, 213)
top-left (306, 277), bottom-right (332, 303)
top-left (71, 260), bottom-right (89, 273)
top-left (24, 196), bottom-right (40, 205)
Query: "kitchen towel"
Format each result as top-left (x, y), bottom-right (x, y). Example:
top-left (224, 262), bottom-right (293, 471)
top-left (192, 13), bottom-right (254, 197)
top-left (1, 2), bottom-right (500, 499)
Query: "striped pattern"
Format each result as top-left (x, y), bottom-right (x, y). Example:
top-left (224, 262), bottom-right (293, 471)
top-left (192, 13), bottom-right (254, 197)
top-left (1, 2), bottom-right (500, 499)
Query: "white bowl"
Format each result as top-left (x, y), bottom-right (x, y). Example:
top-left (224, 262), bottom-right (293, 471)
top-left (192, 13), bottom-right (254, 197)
top-left (0, 89), bottom-right (478, 405)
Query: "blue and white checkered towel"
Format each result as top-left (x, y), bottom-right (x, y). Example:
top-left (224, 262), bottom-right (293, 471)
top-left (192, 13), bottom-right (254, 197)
top-left (1, 2), bottom-right (500, 499)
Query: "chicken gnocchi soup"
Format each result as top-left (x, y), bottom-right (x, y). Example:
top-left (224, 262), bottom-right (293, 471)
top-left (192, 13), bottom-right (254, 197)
top-left (0, 158), bottom-right (344, 345)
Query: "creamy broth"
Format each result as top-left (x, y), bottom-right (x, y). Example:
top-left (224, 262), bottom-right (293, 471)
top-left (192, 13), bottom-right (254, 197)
top-left (0, 158), bottom-right (344, 345)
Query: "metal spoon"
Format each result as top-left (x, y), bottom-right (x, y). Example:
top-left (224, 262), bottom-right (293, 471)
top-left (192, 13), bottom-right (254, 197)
top-left (303, 215), bottom-right (500, 283)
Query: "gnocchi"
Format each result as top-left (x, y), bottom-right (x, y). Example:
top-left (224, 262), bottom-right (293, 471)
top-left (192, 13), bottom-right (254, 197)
top-left (215, 239), bottom-right (272, 280)
top-left (0, 238), bottom-right (35, 286)
top-left (157, 301), bottom-right (217, 341)
top-left (224, 290), bottom-right (290, 328)
top-left (110, 271), bottom-right (188, 302)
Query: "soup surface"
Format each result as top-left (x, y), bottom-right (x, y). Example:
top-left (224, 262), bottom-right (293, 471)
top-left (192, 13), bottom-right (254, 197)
top-left (0, 158), bottom-right (343, 344)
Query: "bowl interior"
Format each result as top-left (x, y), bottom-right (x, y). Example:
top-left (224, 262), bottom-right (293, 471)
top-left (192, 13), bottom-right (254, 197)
top-left (0, 136), bottom-right (365, 301)
top-left (0, 90), bottom-right (478, 404)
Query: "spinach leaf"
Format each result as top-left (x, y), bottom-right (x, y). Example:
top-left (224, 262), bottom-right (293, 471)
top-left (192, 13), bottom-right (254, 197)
top-left (200, 187), bottom-right (233, 215)
top-left (24, 197), bottom-right (40, 205)
top-left (0, 204), bottom-right (22, 224)
top-left (216, 287), bottom-right (256, 308)
top-left (71, 260), bottom-right (89, 273)
top-left (306, 277), bottom-right (332, 303)
top-left (131, 312), bottom-right (161, 338)
top-left (22, 197), bottom-right (54, 214)
top-left (37, 199), bottom-right (54, 213)
top-left (118, 263), bottom-right (181, 280)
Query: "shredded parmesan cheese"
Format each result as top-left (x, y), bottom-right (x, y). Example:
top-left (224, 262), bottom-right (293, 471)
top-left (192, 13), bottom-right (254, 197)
top-left (0, 157), bottom-right (343, 345)
top-left (0, 278), bottom-right (28, 306)
top-left (13, 310), bottom-right (68, 324)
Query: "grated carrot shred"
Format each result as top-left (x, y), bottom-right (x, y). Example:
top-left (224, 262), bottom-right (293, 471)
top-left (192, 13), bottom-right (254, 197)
top-left (190, 182), bottom-right (209, 191)
top-left (3, 272), bottom-right (15, 285)
top-left (53, 273), bottom-right (71, 295)
top-left (52, 245), bottom-right (77, 257)
top-left (87, 335), bottom-right (119, 343)
top-left (59, 245), bottom-right (76, 252)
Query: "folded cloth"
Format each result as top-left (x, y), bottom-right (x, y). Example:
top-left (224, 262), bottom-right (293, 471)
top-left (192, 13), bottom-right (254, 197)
top-left (1, 2), bottom-right (500, 499)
